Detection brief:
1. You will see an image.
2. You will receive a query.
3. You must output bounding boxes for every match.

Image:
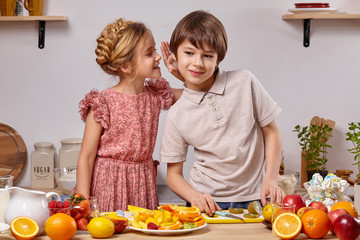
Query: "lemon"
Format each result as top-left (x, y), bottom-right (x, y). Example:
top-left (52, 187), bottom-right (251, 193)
top-left (87, 217), bottom-right (115, 238)
top-left (262, 204), bottom-right (273, 223)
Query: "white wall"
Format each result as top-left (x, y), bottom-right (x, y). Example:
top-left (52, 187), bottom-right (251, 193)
top-left (1, 0), bottom-right (360, 187)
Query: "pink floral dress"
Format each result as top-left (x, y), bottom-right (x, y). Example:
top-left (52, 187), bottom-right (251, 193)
top-left (78, 78), bottom-right (173, 212)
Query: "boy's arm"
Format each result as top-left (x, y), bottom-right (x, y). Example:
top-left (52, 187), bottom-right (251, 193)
top-left (160, 41), bottom-right (184, 82)
top-left (260, 120), bottom-right (285, 206)
top-left (76, 110), bottom-right (102, 197)
top-left (166, 162), bottom-right (221, 216)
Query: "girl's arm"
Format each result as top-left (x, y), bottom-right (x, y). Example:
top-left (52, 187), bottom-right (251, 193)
top-left (260, 120), bottom-right (285, 206)
top-left (76, 109), bottom-right (102, 197)
top-left (166, 162), bottom-right (221, 216)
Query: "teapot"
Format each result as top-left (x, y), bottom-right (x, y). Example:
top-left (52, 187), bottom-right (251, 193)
top-left (4, 187), bottom-right (60, 234)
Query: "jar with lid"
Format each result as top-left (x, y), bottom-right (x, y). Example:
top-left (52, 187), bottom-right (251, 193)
top-left (59, 138), bottom-right (82, 168)
top-left (31, 142), bottom-right (55, 188)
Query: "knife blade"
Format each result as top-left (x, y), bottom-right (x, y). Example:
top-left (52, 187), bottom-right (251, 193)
top-left (215, 211), bottom-right (244, 220)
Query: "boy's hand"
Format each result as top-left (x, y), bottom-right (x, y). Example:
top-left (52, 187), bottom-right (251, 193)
top-left (190, 193), bottom-right (222, 217)
top-left (260, 180), bottom-right (285, 206)
top-left (160, 41), bottom-right (185, 82)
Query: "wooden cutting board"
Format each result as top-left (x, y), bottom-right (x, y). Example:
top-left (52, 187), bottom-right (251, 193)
top-left (0, 123), bottom-right (27, 180)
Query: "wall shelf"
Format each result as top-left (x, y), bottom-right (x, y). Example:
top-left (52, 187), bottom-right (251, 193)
top-left (0, 16), bottom-right (68, 49)
top-left (282, 13), bottom-right (360, 47)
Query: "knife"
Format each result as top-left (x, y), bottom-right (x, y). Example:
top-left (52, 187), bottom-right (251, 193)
top-left (215, 211), bottom-right (244, 220)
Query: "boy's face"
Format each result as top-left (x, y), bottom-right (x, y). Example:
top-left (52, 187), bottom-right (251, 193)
top-left (176, 40), bottom-right (218, 91)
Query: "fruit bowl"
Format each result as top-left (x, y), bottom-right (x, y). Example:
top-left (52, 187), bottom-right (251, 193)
top-left (54, 167), bottom-right (76, 194)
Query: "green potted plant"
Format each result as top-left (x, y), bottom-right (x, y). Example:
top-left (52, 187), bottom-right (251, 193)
top-left (293, 123), bottom-right (333, 180)
top-left (345, 122), bottom-right (360, 182)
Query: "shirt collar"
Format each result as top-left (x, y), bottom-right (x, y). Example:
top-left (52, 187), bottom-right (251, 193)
top-left (183, 68), bottom-right (226, 104)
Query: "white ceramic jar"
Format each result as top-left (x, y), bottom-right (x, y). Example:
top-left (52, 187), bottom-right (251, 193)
top-left (59, 138), bottom-right (82, 168)
top-left (31, 142), bottom-right (55, 188)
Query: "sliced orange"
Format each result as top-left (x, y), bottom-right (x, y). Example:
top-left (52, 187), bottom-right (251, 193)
top-left (158, 221), bottom-right (182, 230)
top-left (273, 212), bottom-right (302, 240)
top-left (178, 206), bottom-right (201, 220)
top-left (159, 204), bottom-right (178, 212)
top-left (194, 219), bottom-right (205, 227)
top-left (10, 216), bottom-right (39, 240)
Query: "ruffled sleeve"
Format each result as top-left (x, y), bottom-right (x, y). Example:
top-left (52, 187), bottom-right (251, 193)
top-left (78, 89), bottom-right (109, 129)
top-left (145, 78), bottom-right (174, 110)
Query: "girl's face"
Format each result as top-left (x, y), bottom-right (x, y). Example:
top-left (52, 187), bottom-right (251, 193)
top-left (176, 39), bottom-right (218, 92)
top-left (133, 31), bottom-right (162, 80)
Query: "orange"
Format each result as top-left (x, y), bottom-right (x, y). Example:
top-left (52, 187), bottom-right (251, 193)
top-left (331, 201), bottom-right (358, 218)
top-left (272, 212), bottom-right (302, 240)
top-left (158, 221), bottom-right (182, 230)
top-left (302, 209), bottom-right (331, 239)
top-left (194, 219), bottom-right (205, 227)
top-left (45, 213), bottom-right (77, 240)
top-left (10, 216), bottom-right (39, 240)
top-left (178, 206), bottom-right (201, 221)
top-left (159, 204), bottom-right (178, 212)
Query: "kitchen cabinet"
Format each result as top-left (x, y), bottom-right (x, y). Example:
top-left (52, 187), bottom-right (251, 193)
top-left (282, 13), bottom-right (360, 47)
top-left (0, 16), bottom-right (68, 49)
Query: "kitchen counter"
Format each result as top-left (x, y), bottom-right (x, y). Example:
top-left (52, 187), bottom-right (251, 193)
top-left (27, 185), bottom-right (186, 205)
top-left (0, 222), bottom-right (341, 239)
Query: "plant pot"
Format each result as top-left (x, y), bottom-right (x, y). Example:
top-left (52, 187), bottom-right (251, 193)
top-left (306, 170), bottom-right (328, 181)
top-left (354, 183), bottom-right (360, 214)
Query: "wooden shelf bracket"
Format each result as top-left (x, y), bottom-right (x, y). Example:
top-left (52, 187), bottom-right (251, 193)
top-left (38, 20), bottom-right (45, 49)
top-left (303, 19), bottom-right (311, 47)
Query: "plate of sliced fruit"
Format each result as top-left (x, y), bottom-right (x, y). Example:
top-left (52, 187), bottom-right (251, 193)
top-left (127, 204), bottom-right (207, 235)
top-left (129, 222), bottom-right (207, 235)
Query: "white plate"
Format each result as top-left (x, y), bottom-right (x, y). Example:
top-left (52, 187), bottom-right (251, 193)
top-left (288, 8), bottom-right (338, 14)
top-left (128, 222), bottom-right (207, 235)
top-left (0, 223), bottom-right (10, 233)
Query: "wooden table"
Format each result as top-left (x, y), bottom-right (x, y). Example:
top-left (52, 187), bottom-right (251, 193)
top-left (1, 222), bottom-right (341, 239)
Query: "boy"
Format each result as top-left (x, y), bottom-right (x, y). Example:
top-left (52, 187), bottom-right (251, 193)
top-left (160, 10), bottom-right (284, 216)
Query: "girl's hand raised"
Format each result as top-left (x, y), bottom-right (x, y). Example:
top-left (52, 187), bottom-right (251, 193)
top-left (160, 41), bottom-right (184, 82)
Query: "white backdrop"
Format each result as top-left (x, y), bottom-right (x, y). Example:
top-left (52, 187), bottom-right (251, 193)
top-left (1, 0), bottom-right (360, 186)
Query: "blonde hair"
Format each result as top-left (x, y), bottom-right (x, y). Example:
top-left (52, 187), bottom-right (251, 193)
top-left (95, 18), bottom-right (148, 76)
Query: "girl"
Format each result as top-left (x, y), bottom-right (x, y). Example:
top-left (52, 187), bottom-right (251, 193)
top-left (76, 18), bottom-right (182, 212)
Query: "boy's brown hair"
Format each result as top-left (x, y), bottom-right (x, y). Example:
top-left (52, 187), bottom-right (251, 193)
top-left (170, 10), bottom-right (228, 63)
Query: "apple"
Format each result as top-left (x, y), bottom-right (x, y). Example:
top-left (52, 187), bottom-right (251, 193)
top-left (297, 207), bottom-right (315, 220)
top-left (103, 215), bottom-right (128, 233)
top-left (309, 201), bottom-right (328, 213)
top-left (282, 194), bottom-right (306, 214)
top-left (328, 209), bottom-right (350, 234)
top-left (334, 214), bottom-right (360, 240)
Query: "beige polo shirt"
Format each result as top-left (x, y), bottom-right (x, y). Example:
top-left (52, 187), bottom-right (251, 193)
top-left (160, 69), bottom-right (281, 202)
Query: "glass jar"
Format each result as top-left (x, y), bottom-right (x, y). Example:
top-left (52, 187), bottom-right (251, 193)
top-left (59, 138), bottom-right (82, 168)
top-left (31, 142), bottom-right (55, 188)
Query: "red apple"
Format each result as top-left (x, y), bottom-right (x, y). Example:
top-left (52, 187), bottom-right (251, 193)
top-left (282, 194), bottom-right (306, 214)
top-left (297, 207), bottom-right (315, 220)
top-left (328, 209), bottom-right (350, 234)
top-left (334, 214), bottom-right (360, 240)
top-left (309, 201), bottom-right (328, 213)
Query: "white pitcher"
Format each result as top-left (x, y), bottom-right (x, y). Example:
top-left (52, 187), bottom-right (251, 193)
top-left (4, 187), bottom-right (60, 235)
